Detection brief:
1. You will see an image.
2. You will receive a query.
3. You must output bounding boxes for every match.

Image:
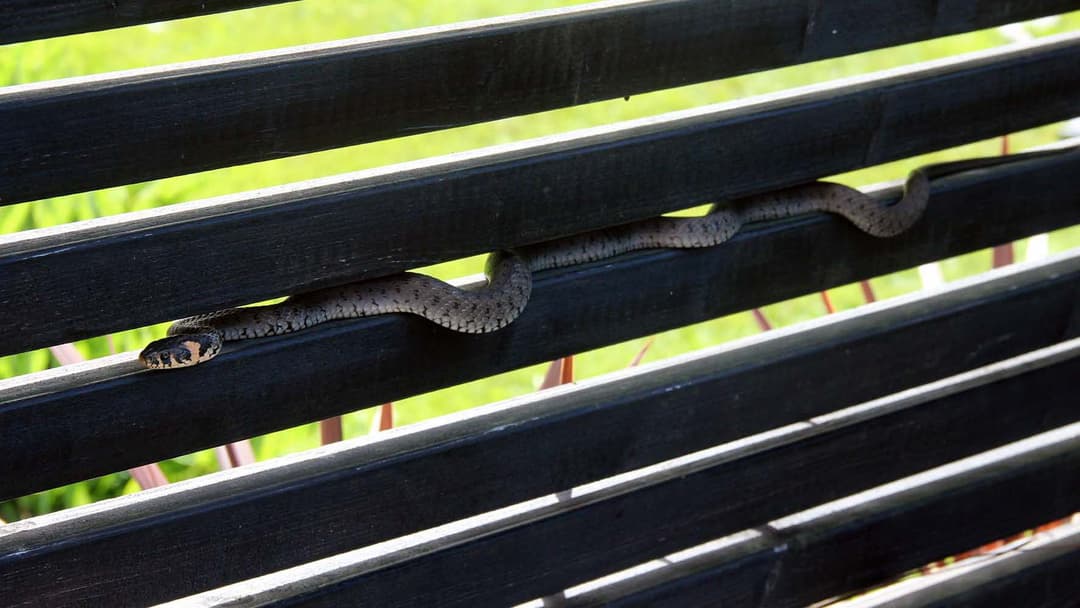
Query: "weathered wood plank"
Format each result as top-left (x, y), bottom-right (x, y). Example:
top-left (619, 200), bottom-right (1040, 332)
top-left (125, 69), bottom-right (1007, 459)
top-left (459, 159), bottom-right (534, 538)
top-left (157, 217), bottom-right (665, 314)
top-left (2, 37), bottom-right (1079, 354)
top-left (1, 257), bottom-right (1076, 604)
top-left (151, 342), bottom-right (1079, 607)
top-left (2, 158), bottom-right (1078, 498)
top-left (561, 424), bottom-right (1080, 607)
top-left (1, 0), bottom-right (1075, 202)
top-left (0, 0), bottom-right (296, 44)
top-left (863, 521), bottom-right (1080, 608)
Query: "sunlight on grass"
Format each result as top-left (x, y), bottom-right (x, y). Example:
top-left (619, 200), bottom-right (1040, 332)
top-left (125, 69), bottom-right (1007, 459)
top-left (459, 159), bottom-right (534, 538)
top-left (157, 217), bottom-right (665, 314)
top-left (1, 3), bottom-right (1077, 520)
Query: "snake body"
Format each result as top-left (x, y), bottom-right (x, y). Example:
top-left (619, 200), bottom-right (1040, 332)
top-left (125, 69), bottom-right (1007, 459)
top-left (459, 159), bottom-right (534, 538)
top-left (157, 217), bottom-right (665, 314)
top-left (139, 149), bottom-right (1067, 369)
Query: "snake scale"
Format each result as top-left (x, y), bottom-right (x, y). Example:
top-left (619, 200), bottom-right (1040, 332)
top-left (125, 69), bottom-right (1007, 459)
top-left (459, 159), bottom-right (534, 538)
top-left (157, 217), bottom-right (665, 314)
top-left (139, 148), bottom-right (1070, 370)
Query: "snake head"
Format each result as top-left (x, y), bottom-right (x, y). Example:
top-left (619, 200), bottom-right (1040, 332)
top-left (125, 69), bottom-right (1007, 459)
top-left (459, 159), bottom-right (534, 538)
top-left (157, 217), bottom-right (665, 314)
top-left (139, 333), bottom-right (222, 370)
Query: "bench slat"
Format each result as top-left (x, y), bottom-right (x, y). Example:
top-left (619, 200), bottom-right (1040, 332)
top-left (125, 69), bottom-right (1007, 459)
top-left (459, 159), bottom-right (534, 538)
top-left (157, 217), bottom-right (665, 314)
top-left (154, 343), bottom-right (1079, 607)
top-left (0, 1), bottom-right (297, 44)
top-left (2, 157), bottom-right (1077, 499)
top-left (2, 37), bottom-right (1079, 354)
top-left (1, 5), bottom-right (1075, 606)
top-left (1, 0), bottom-right (1074, 202)
top-left (1, 253), bottom-right (1076, 603)
top-left (861, 521), bottom-right (1080, 608)
top-left (561, 424), bottom-right (1080, 608)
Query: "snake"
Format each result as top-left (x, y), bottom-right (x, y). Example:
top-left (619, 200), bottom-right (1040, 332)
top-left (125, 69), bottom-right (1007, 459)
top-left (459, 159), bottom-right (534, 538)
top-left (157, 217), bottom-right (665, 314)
top-left (139, 147), bottom-right (1072, 370)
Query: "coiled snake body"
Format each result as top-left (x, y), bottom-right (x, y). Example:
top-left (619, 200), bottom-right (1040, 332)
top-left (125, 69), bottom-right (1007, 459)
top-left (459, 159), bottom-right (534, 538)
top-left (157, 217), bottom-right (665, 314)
top-left (139, 150), bottom-right (1063, 369)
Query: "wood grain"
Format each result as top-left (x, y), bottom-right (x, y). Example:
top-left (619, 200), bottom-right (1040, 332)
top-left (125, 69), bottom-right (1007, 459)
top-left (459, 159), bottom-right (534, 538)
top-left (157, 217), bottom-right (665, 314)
top-left (562, 425), bottom-right (1080, 608)
top-left (2, 38), bottom-right (1079, 355)
top-left (1, 0), bottom-right (1074, 202)
top-left (2, 159), bottom-right (1078, 497)
top-left (153, 344), bottom-right (1079, 607)
top-left (861, 522), bottom-right (1080, 608)
top-left (3, 153), bottom-right (1079, 496)
top-left (1, 253), bottom-right (1076, 604)
top-left (0, 0), bottom-right (296, 44)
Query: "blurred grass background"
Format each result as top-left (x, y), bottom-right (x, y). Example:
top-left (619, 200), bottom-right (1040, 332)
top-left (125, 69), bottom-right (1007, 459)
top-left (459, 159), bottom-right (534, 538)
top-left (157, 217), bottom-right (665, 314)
top-left (1, 2), bottom-right (1078, 521)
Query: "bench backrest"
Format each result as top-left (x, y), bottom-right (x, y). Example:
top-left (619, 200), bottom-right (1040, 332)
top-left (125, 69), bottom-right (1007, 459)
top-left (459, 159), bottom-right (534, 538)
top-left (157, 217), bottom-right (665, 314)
top-left (1, 2), bottom-right (1078, 606)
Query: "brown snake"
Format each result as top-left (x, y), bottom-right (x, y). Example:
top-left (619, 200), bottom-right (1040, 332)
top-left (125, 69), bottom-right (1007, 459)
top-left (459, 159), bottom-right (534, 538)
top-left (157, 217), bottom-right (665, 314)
top-left (139, 148), bottom-right (1069, 369)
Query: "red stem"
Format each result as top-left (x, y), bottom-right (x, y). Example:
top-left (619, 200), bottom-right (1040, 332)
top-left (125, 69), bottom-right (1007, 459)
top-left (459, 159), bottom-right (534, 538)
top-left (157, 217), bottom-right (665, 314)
top-left (859, 280), bottom-right (877, 303)
top-left (819, 290), bottom-right (836, 314)
top-left (993, 134), bottom-right (1014, 268)
top-left (378, 403), bottom-right (395, 431)
top-left (320, 417), bottom-right (343, 444)
top-left (751, 309), bottom-right (772, 331)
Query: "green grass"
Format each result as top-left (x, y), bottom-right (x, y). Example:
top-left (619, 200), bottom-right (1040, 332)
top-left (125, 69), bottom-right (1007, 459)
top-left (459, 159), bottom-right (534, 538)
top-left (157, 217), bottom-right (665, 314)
top-left (1, 3), bottom-right (1078, 521)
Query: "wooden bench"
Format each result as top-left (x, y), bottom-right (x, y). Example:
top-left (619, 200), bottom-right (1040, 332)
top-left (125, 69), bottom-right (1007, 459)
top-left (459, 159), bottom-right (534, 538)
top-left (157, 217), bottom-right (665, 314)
top-left (1, 1), bottom-right (1078, 605)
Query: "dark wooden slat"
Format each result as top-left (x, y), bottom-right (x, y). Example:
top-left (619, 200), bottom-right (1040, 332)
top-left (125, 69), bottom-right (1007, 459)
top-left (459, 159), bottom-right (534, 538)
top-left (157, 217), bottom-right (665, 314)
top-left (562, 424), bottom-right (1080, 607)
top-left (0, 0), bottom-right (296, 44)
top-left (1, 257), bottom-right (1076, 604)
top-left (2, 158), bottom-right (1078, 499)
top-left (153, 343), bottom-right (1080, 607)
top-left (2, 38), bottom-right (1079, 355)
top-left (1, 0), bottom-right (1075, 202)
top-left (868, 522), bottom-right (1080, 608)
